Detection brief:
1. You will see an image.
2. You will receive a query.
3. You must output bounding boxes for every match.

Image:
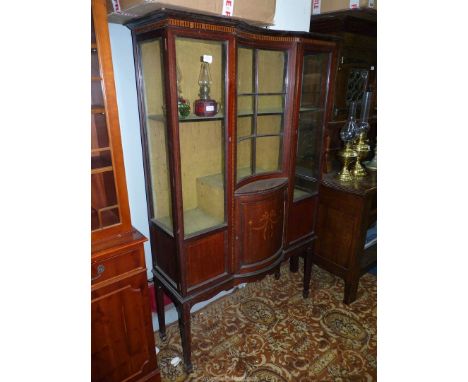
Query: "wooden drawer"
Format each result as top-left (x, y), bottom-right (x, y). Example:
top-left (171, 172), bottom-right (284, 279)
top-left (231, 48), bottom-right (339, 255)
top-left (91, 248), bottom-right (144, 285)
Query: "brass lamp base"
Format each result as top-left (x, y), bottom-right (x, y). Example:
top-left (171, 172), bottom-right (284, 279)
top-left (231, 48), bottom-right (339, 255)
top-left (352, 133), bottom-right (370, 178)
top-left (336, 143), bottom-right (357, 182)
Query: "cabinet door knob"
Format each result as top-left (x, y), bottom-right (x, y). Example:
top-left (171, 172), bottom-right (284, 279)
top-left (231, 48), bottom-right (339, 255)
top-left (92, 264), bottom-right (105, 281)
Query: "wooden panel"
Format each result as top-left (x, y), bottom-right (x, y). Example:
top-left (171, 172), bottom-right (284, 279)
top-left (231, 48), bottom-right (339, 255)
top-left (92, 271), bottom-right (158, 382)
top-left (235, 184), bottom-right (286, 273)
top-left (315, 203), bottom-right (357, 268)
top-left (152, 224), bottom-right (178, 284)
top-left (185, 231), bottom-right (227, 288)
top-left (287, 196), bottom-right (317, 245)
top-left (91, 247), bottom-right (143, 285)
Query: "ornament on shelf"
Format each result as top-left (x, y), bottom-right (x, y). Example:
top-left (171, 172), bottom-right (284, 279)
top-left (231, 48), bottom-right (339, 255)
top-left (176, 64), bottom-right (190, 119)
top-left (194, 55), bottom-right (218, 117)
top-left (336, 101), bottom-right (358, 182)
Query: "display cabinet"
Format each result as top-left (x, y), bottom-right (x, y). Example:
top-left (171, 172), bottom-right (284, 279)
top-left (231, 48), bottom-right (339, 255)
top-left (310, 9), bottom-right (377, 173)
top-left (91, 0), bottom-right (160, 381)
top-left (128, 9), bottom-right (338, 372)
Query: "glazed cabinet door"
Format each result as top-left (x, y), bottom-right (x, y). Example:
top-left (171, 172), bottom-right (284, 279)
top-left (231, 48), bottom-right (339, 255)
top-left (236, 43), bottom-right (291, 183)
top-left (287, 46), bottom-right (334, 245)
top-left (91, 0), bottom-right (132, 241)
top-left (91, 271), bottom-right (158, 382)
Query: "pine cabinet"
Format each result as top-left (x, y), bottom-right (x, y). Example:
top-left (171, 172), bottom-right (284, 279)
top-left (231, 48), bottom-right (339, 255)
top-left (128, 9), bottom-right (338, 372)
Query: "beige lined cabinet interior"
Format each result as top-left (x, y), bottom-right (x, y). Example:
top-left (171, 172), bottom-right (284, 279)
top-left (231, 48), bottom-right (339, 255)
top-left (236, 47), bottom-right (286, 182)
top-left (176, 37), bottom-right (226, 237)
top-left (293, 52), bottom-right (331, 201)
top-left (91, 14), bottom-right (120, 231)
top-left (139, 38), bottom-right (174, 233)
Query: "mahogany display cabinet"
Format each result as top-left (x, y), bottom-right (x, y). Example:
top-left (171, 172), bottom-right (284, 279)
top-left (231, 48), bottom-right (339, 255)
top-left (127, 9), bottom-right (338, 372)
top-left (91, 0), bottom-right (160, 380)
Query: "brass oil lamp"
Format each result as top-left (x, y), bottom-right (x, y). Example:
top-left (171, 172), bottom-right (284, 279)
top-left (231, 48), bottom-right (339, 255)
top-left (337, 101), bottom-right (358, 182)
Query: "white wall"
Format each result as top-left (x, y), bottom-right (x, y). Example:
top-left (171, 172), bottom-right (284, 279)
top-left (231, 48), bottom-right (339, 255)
top-left (271, 0), bottom-right (311, 32)
top-left (108, 24), bottom-right (153, 279)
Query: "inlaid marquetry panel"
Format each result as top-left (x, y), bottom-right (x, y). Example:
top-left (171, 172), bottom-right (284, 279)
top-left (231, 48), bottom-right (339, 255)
top-left (235, 181), bottom-right (287, 273)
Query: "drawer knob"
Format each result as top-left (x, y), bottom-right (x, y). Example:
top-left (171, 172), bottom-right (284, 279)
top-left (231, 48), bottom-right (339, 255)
top-left (92, 264), bottom-right (105, 281)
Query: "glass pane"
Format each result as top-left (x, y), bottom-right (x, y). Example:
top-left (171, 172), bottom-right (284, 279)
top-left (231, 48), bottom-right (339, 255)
top-left (238, 95), bottom-right (254, 116)
top-left (91, 150), bottom-right (112, 170)
top-left (91, 80), bottom-right (104, 108)
top-left (294, 52), bottom-right (330, 201)
top-left (256, 136), bottom-right (282, 174)
top-left (301, 54), bottom-right (328, 110)
top-left (257, 115), bottom-right (282, 135)
top-left (258, 95), bottom-right (284, 114)
top-left (176, 37), bottom-right (226, 237)
top-left (91, 171), bottom-right (120, 230)
top-left (91, 113), bottom-right (109, 149)
top-left (91, 49), bottom-right (100, 78)
top-left (140, 38), bottom-right (174, 233)
top-left (237, 47), bottom-right (254, 93)
top-left (237, 116), bottom-right (253, 138)
top-left (91, 12), bottom-right (120, 232)
top-left (258, 49), bottom-right (286, 94)
top-left (237, 138), bottom-right (253, 181)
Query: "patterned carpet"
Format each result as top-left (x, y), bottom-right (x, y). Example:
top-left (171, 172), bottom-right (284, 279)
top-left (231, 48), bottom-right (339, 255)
top-left (155, 261), bottom-right (377, 381)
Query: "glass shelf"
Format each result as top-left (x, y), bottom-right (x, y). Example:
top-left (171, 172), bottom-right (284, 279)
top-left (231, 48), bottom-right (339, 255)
top-left (148, 113), bottom-right (225, 122)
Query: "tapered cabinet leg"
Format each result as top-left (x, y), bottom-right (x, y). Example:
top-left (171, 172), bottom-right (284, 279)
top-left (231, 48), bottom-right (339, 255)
top-left (154, 277), bottom-right (167, 341)
top-left (303, 248), bottom-right (313, 298)
top-left (289, 255), bottom-right (299, 273)
top-left (177, 302), bottom-right (193, 373)
top-left (344, 279), bottom-right (359, 304)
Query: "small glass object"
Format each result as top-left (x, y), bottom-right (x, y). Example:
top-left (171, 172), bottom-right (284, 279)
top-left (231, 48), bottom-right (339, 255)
top-left (176, 64), bottom-right (190, 119)
top-left (194, 55), bottom-right (218, 117)
top-left (336, 101), bottom-right (358, 182)
top-left (352, 91), bottom-right (372, 177)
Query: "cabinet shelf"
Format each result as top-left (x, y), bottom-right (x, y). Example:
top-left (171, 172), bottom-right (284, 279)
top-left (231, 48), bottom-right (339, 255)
top-left (91, 147), bottom-right (111, 154)
top-left (91, 165), bottom-right (113, 174)
top-left (155, 208), bottom-right (225, 237)
top-left (92, 106), bottom-right (105, 114)
top-left (148, 113), bottom-right (225, 122)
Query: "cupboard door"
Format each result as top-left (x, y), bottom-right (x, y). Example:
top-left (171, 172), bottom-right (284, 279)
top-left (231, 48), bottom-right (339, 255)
top-left (236, 46), bottom-right (287, 182)
top-left (91, 271), bottom-right (157, 382)
top-left (293, 51), bottom-right (331, 201)
top-left (235, 179), bottom-right (287, 274)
